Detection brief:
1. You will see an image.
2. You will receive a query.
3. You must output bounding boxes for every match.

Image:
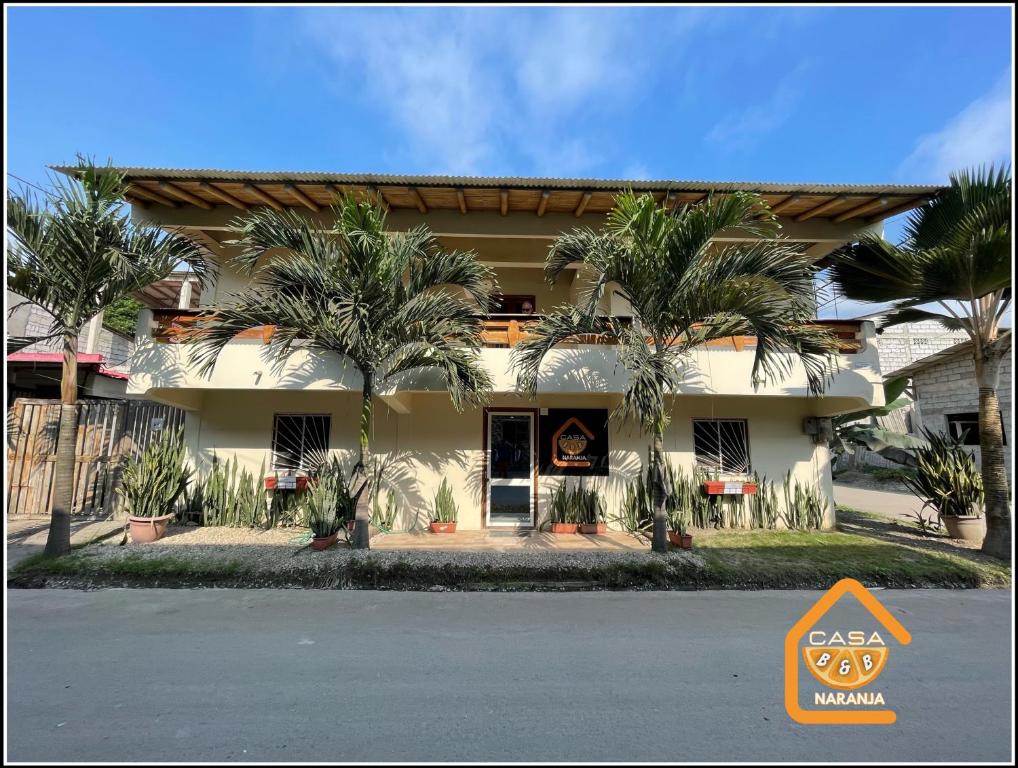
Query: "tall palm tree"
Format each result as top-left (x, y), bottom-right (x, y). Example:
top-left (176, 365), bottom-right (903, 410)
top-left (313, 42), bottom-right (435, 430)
top-left (512, 191), bottom-right (838, 552)
top-left (6, 159), bottom-right (207, 556)
top-left (190, 196), bottom-right (496, 548)
top-left (829, 166), bottom-right (1012, 560)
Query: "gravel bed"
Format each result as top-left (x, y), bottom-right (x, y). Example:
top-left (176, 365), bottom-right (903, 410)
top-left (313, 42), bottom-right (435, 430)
top-left (16, 524), bottom-right (706, 591)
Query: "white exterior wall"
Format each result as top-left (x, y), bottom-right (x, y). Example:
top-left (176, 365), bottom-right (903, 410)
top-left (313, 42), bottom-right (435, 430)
top-left (182, 390), bottom-right (835, 531)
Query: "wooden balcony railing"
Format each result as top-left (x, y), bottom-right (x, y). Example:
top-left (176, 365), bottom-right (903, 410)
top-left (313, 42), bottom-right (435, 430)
top-left (152, 309), bottom-right (863, 354)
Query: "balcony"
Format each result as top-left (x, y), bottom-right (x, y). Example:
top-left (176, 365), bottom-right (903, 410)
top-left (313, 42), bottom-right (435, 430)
top-left (152, 309), bottom-right (864, 355)
top-left (134, 308), bottom-right (880, 414)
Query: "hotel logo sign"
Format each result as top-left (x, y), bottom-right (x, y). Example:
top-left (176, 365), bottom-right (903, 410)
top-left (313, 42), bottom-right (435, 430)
top-left (785, 578), bottom-right (911, 725)
top-left (539, 409), bottom-right (609, 476)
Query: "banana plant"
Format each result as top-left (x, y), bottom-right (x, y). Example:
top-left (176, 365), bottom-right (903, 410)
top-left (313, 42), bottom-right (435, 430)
top-left (830, 375), bottom-right (928, 466)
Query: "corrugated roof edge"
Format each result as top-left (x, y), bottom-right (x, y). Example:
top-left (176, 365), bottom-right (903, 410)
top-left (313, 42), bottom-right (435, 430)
top-left (49, 165), bottom-right (943, 196)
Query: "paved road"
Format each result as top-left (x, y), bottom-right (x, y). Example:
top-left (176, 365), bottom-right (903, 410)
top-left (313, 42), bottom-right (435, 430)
top-left (834, 482), bottom-right (925, 523)
top-left (7, 589), bottom-right (1013, 762)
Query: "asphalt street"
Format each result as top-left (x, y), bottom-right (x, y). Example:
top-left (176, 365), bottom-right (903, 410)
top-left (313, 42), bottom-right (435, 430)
top-left (6, 588), bottom-right (1013, 762)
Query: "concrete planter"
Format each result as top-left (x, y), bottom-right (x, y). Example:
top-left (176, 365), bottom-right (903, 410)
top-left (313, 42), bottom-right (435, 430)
top-left (128, 514), bottom-right (174, 543)
top-left (942, 515), bottom-right (984, 544)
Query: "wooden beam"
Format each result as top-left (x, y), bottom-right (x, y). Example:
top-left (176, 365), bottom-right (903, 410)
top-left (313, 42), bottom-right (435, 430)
top-left (866, 197), bottom-right (930, 223)
top-left (456, 188), bottom-right (467, 214)
top-left (768, 194), bottom-right (802, 216)
top-left (408, 187), bottom-right (428, 214)
top-left (125, 195), bottom-right (149, 209)
top-left (323, 183), bottom-right (344, 203)
top-left (157, 181), bottom-right (213, 210)
top-left (284, 183), bottom-right (321, 213)
top-left (367, 185), bottom-right (390, 212)
top-left (536, 190), bottom-right (550, 217)
top-left (500, 189), bottom-right (509, 216)
top-left (129, 185), bottom-right (180, 208)
top-left (831, 196), bottom-right (886, 223)
top-left (795, 195), bottom-right (849, 222)
top-left (199, 182), bottom-right (249, 210)
top-left (243, 184), bottom-right (285, 211)
top-left (574, 192), bottom-right (592, 217)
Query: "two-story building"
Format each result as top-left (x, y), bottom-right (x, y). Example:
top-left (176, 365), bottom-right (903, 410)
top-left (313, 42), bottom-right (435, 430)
top-left (100, 169), bottom-right (939, 531)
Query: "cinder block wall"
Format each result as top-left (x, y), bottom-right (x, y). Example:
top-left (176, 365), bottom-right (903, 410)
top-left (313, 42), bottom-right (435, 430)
top-left (912, 348), bottom-right (1013, 481)
top-left (876, 320), bottom-right (969, 375)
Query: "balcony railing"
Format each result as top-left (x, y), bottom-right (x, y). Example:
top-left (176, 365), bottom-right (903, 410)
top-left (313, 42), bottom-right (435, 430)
top-left (152, 309), bottom-right (863, 354)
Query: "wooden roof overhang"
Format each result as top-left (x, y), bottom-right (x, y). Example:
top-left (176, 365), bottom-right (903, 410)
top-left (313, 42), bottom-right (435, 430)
top-left (54, 167), bottom-right (943, 225)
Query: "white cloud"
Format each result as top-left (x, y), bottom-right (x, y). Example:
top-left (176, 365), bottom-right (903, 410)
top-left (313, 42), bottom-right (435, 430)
top-left (296, 8), bottom-right (706, 175)
top-left (705, 64), bottom-right (808, 151)
top-left (898, 69), bottom-right (1013, 183)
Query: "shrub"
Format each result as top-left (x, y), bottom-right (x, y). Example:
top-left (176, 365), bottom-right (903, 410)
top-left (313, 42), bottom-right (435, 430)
top-left (191, 455), bottom-right (266, 528)
top-left (781, 471), bottom-right (827, 530)
top-left (118, 428), bottom-right (192, 518)
top-left (304, 458), bottom-right (357, 538)
top-left (902, 428), bottom-right (983, 518)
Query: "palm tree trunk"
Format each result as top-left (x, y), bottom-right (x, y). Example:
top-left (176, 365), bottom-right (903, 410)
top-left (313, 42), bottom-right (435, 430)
top-left (44, 331), bottom-right (79, 557)
top-left (975, 352), bottom-right (1011, 561)
top-left (351, 370), bottom-right (373, 550)
top-left (651, 426), bottom-right (669, 553)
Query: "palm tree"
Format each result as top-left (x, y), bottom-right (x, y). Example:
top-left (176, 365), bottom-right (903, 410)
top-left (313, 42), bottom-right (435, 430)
top-left (829, 166), bottom-right (1012, 560)
top-left (6, 159), bottom-right (207, 556)
top-left (189, 196), bottom-right (496, 548)
top-left (512, 191), bottom-right (839, 552)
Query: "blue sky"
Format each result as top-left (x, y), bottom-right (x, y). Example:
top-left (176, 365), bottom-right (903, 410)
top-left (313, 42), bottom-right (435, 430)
top-left (6, 5), bottom-right (1014, 317)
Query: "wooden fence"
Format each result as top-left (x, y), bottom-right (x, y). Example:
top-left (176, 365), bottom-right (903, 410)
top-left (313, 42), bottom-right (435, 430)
top-left (6, 398), bottom-right (185, 519)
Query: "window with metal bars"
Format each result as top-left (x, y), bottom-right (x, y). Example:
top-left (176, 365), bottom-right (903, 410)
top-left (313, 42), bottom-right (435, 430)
top-left (692, 418), bottom-right (750, 474)
top-left (271, 414), bottom-right (331, 473)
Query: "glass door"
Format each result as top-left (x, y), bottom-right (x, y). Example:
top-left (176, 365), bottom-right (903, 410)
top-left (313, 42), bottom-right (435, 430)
top-left (486, 412), bottom-right (535, 527)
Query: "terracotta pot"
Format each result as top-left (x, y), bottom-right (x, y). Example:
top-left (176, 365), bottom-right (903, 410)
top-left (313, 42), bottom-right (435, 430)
top-left (942, 515), bottom-right (985, 544)
top-left (311, 531), bottom-right (339, 551)
top-left (578, 523), bottom-right (607, 534)
top-left (550, 522), bottom-right (578, 534)
top-left (430, 521), bottom-right (457, 534)
top-left (668, 531), bottom-right (694, 549)
top-left (128, 513), bottom-right (174, 543)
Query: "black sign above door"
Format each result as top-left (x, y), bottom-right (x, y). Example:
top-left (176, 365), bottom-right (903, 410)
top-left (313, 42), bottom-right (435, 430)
top-left (539, 409), bottom-right (610, 476)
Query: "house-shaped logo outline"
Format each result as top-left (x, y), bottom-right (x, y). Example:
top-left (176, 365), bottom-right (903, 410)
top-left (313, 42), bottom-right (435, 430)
top-left (785, 578), bottom-right (911, 725)
top-left (552, 416), bottom-right (595, 468)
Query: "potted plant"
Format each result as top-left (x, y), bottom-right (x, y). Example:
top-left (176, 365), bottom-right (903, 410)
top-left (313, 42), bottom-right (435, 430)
top-left (118, 428), bottom-right (193, 543)
top-left (303, 465), bottom-right (345, 550)
top-left (548, 481), bottom-right (579, 534)
top-left (902, 429), bottom-right (985, 543)
top-left (576, 482), bottom-right (607, 534)
top-left (667, 508), bottom-right (693, 549)
top-left (430, 478), bottom-right (458, 533)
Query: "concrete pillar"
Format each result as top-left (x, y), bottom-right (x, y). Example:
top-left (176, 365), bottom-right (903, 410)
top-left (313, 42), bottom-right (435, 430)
top-left (178, 278), bottom-right (193, 310)
top-left (84, 311), bottom-right (103, 354)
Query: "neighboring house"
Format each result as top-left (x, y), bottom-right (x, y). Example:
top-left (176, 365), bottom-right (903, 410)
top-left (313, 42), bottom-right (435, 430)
top-left (872, 320), bottom-right (970, 376)
top-left (6, 277), bottom-right (200, 403)
top-left (92, 167), bottom-right (939, 531)
top-left (894, 338), bottom-right (1013, 481)
top-left (6, 289), bottom-right (133, 400)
